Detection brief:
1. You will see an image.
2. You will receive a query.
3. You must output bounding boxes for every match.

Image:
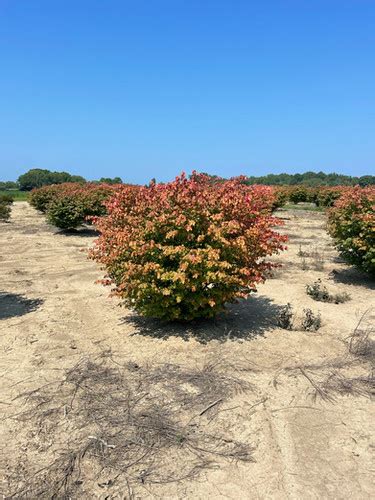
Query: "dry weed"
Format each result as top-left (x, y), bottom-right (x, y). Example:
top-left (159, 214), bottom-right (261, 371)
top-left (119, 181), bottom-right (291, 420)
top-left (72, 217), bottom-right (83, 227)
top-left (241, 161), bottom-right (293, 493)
top-left (5, 353), bottom-right (253, 498)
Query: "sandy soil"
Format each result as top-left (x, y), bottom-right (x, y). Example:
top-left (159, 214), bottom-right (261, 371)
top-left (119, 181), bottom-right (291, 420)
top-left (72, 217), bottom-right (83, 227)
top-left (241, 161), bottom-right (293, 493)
top-left (0, 202), bottom-right (374, 499)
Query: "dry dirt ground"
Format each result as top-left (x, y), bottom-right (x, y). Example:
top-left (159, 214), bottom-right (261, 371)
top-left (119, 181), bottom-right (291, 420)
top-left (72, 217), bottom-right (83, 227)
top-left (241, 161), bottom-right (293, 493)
top-left (0, 202), bottom-right (374, 499)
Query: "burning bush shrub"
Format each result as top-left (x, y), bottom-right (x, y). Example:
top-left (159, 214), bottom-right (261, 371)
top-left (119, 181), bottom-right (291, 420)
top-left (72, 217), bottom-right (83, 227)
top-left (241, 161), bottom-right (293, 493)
top-left (315, 186), bottom-right (346, 208)
top-left (229, 176), bottom-right (279, 213)
top-left (271, 187), bottom-right (289, 211)
top-left (46, 184), bottom-right (116, 230)
top-left (29, 185), bottom-right (61, 212)
top-left (327, 186), bottom-right (375, 276)
top-left (30, 183), bottom-right (117, 229)
top-left (288, 186), bottom-right (312, 204)
top-left (47, 194), bottom-right (86, 229)
top-left (90, 173), bottom-right (287, 321)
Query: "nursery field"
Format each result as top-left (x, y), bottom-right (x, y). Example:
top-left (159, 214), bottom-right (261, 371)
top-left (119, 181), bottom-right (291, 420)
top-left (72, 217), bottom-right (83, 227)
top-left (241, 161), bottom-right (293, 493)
top-left (0, 201), bottom-right (374, 498)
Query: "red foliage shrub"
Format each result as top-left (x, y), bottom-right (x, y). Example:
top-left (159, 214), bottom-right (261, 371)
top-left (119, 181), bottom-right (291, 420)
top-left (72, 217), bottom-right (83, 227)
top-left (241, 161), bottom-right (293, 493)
top-left (327, 186), bottom-right (375, 275)
top-left (29, 185), bottom-right (62, 212)
top-left (90, 173), bottom-right (287, 321)
top-left (30, 183), bottom-right (119, 229)
top-left (230, 176), bottom-right (287, 211)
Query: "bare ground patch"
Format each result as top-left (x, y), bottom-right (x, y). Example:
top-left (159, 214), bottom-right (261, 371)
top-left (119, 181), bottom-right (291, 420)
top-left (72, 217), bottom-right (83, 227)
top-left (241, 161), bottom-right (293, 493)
top-left (4, 353), bottom-right (253, 498)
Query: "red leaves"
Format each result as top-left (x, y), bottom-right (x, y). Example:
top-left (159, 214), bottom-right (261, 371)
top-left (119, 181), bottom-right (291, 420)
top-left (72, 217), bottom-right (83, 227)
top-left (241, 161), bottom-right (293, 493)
top-left (90, 173), bottom-right (287, 321)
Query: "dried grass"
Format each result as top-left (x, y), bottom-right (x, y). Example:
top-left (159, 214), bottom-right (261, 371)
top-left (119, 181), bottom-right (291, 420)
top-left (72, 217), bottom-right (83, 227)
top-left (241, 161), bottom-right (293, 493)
top-left (299, 367), bottom-right (375, 403)
top-left (347, 309), bottom-right (374, 357)
top-left (5, 353), bottom-right (253, 498)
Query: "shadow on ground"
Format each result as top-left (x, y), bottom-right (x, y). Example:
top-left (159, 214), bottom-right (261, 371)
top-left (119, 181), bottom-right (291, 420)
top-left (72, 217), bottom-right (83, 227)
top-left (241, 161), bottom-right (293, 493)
top-left (124, 295), bottom-right (283, 344)
top-left (56, 226), bottom-right (100, 238)
top-left (0, 292), bottom-right (44, 320)
top-left (330, 267), bottom-right (375, 290)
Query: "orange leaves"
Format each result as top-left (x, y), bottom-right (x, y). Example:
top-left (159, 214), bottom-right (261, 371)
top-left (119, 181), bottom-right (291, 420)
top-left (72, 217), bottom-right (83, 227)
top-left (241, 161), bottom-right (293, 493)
top-left (90, 172), bottom-right (287, 321)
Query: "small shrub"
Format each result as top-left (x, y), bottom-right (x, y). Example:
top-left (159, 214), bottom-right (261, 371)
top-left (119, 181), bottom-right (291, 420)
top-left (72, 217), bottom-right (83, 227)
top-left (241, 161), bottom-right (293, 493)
top-left (301, 308), bottom-right (321, 331)
top-left (277, 303), bottom-right (294, 329)
top-left (0, 194), bottom-right (14, 205)
top-left (306, 279), bottom-right (330, 302)
top-left (327, 186), bottom-right (375, 276)
top-left (47, 195), bottom-right (87, 229)
top-left (288, 186), bottom-right (310, 204)
top-left (306, 279), bottom-right (350, 304)
top-left (288, 186), bottom-right (317, 205)
top-left (0, 202), bottom-right (11, 221)
top-left (91, 173), bottom-right (287, 321)
top-left (30, 183), bottom-right (117, 229)
top-left (272, 187), bottom-right (289, 211)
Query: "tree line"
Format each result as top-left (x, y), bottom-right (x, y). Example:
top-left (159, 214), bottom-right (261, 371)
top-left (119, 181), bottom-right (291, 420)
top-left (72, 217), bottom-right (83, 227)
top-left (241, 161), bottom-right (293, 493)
top-left (237, 171), bottom-right (374, 186)
top-left (0, 169), bottom-right (122, 191)
top-left (1, 168), bottom-right (374, 191)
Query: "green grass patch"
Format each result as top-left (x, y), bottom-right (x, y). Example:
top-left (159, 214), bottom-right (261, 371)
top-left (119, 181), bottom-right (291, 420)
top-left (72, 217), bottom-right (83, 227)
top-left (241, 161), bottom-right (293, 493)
top-left (0, 190), bottom-right (29, 201)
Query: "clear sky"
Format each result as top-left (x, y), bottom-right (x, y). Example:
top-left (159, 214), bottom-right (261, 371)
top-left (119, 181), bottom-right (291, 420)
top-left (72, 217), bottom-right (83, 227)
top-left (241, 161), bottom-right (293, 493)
top-left (0, 0), bottom-right (374, 183)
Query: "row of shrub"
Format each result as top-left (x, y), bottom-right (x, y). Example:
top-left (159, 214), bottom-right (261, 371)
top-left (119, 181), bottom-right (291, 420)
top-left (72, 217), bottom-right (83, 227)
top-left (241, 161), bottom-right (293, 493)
top-left (29, 176), bottom-right (373, 322)
top-left (29, 180), bottom-right (350, 231)
top-left (327, 186), bottom-right (375, 276)
top-left (29, 183), bottom-right (118, 229)
top-left (0, 193), bottom-right (13, 221)
top-left (231, 182), bottom-right (350, 210)
top-left (282, 184), bottom-right (374, 275)
top-left (272, 185), bottom-right (349, 208)
top-left (89, 173), bottom-right (287, 321)
top-left (181, 176), bottom-right (332, 210)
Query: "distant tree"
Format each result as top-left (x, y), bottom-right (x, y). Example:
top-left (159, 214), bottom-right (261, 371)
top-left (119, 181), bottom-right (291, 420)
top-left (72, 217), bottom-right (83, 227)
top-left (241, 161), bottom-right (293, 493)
top-left (18, 169), bottom-right (86, 191)
top-left (99, 177), bottom-right (123, 184)
top-left (0, 181), bottom-right (19, 190)
top-left (358, 175), bottom-right (375, 187)
top-left (70, 175), bottom-right (86, 183)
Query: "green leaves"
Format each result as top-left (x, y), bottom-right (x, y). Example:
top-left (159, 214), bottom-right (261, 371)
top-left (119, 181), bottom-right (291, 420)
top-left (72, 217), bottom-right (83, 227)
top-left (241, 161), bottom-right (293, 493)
top-left (90, 173), bottom-right (287, 321)
top-left (327, 187), bottom-right (375, 276)
top-left (31, 183), bottom-right (116, 230)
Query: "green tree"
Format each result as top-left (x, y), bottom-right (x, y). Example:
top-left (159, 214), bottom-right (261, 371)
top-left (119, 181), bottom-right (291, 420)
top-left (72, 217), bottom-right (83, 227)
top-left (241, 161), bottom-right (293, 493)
top-left (99, 177), bottom-right (123, 184)
top-left (18, 169), bottom-right (86, 190)
top-left (0, 181), bottom-right (19, 190)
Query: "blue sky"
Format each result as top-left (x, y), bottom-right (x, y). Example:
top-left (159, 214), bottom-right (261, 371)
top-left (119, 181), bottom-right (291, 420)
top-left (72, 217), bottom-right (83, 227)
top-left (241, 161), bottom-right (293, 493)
top-left (0, 0), bottom-right (374, 183)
